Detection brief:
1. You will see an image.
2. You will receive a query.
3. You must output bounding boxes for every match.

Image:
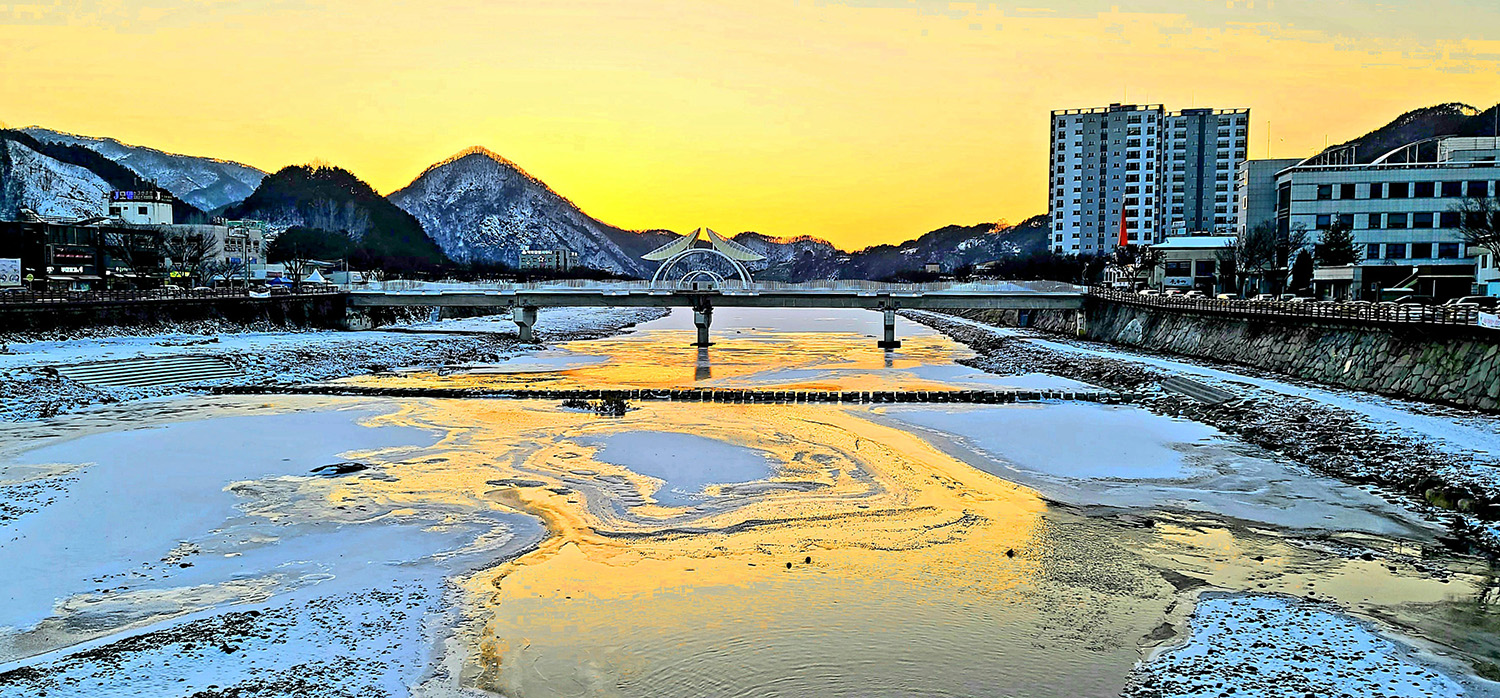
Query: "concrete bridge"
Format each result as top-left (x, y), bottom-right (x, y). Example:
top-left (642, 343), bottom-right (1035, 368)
top-left (346, 280), bottom-right (1085, 347)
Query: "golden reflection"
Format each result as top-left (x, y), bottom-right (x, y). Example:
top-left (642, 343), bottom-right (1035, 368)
top-left (271, 396), bottom-right (1486, 696)
top-left (338, 328), bottom-right (978, 393)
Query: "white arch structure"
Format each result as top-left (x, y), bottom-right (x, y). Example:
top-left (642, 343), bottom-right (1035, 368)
top-left (644, 227), bottom-right (765, 289)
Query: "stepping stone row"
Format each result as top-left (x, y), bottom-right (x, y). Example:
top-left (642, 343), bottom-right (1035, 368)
top-left (209, 385), bottom-right (1124, 404)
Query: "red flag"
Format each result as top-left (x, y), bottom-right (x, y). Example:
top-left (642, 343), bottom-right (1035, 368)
top-left (1118, 199), bottom-right (1130, 248)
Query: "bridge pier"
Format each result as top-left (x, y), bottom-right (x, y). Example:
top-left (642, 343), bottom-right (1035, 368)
top-left (877, 307), bottom-right (901, 350)
top-left (693, 306), bottom-right (713, 347)
top-left (514, 305), bottom-right (538, 343)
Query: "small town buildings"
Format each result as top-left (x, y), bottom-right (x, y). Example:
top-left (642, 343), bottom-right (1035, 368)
top-left (0, 219), bottom-right (169, 290)
top-left (519, 248), bottom-right (580, 272)
top-left (108, 190), bottom-right (174, 226)
top-left (223, 220), bottom-right (268, 268)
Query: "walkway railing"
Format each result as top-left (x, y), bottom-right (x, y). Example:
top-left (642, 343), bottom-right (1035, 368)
top-left (1090, 287), bottom-right (1488, 327)
top-left (0, 288), bottom-right (344, 305)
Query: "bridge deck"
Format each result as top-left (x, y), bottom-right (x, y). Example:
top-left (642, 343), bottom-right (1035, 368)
top-left (348, 288), bottom-right (1085, 310)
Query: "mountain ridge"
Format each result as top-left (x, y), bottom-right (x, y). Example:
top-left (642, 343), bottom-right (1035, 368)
top-left (224, 164), bottom-right (447, 271)
top-left (21, 126), bottom-right (266, 212)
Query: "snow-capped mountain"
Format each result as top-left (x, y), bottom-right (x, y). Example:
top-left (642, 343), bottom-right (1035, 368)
top-left (388, 148), bottom-right (655, 275)
top-left (0, 138), bottom-right (113, 220)
top-left (22, 127), bottom-right (265, 212)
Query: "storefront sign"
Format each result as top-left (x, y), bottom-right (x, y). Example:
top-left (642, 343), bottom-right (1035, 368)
top-left (0, 258), bottom-right (19, 287)
top-left (1481, 312), bottom-right (1500, 330)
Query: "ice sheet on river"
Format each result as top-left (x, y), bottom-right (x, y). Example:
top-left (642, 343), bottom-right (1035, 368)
top-left (868, 402), bottom-right (1441, 538)
top-left (0, 399), bottom-right (545, 696)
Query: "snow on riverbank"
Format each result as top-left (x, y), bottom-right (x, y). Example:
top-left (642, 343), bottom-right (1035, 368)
top-left (1122, 593), bottom-right (1476, 698)
top-left (0, 307), bottom-right (668, 421)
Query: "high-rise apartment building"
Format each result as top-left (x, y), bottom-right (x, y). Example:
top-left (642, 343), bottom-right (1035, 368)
top-left (1048, 104), bottom-right (1249, 254)
top-left (1161, 108), bottom-right (1251, 236)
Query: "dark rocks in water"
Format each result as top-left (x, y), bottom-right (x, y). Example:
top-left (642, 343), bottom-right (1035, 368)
top-left (786, 561), bottom-right (793, 569)
top-left (1143, 622), bottom-right (1177, 643)
top-left (310, 462), bottom-right (369, 476)
top-left (594, 397), bottom-right (629, 417)
top-left (486, 478), bottom-right (549, 488)
top-left (804, 556), bottom-right (812, 564)
top-left (558, 397), bottom-right (631, 417)
top-left (1158, 569), bottom-right (1209, 591)
top-left (1005, 549), bottom-right (1015, 558)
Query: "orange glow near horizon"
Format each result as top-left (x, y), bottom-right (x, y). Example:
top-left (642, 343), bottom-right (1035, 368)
top-left (2, 1), bottom-right (1496, 249)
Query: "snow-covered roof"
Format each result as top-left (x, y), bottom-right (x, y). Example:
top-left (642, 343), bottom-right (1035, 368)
top-left (1150, 236), bottom-right (1237, 250)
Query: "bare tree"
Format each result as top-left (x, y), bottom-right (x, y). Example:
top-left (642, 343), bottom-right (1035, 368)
top-left (164, 228), bottom-right (221, 285)
top-left (215, 256), bottom-right (248, 287)
top-left (1215, 241), bottom-right (1239, 295)
top-left (1236, 222), bottom-right (1278, 294)
top-left (1455, 196), bottom-right (1500, 263)
top-left (103, 228), bottom-right (165, 288)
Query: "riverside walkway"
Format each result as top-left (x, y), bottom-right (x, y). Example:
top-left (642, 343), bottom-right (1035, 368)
top-left (346, 280), bottom-right (1086, 347)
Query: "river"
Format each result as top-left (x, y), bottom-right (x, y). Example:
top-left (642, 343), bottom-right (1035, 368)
top-left (0, 307), bottom-right (1495, 697)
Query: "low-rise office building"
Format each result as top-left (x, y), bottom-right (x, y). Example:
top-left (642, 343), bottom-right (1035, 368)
top-left (519, 248), bottom-right (580, 272)
top-left (1268, 137), bottom-right (1497, 298)
top-left (1151, 235), bottom-right (1236, 293)
top-left (108, 190), bottom-right (175, 226)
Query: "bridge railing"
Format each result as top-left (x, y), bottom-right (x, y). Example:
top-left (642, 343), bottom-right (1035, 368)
top-left (1090, 287), bottom-right (1489, 327)
top-left (350, 279), bottom-right (1086, 294)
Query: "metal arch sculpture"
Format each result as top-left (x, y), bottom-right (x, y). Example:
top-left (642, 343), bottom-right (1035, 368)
top-left (644, 227), bottom-right (765, 288)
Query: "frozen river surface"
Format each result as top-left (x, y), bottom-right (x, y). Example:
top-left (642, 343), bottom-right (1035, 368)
top-left (0, 307), bottom-right (1496, 697)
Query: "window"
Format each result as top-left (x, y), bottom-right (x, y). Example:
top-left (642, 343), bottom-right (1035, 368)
top-left (1413, 212), bottom-right (1433, 228)
top-left (1414, 182), bottom-right (1435, 198)
top-left (1338, 213), bottom-right (1355, 229)
top-left (1367, 213), bottom-right (1383, 229)
top-left (109, 206), bottom-right (121, 215)
top-left (1164, 261), bottom-right (1191, 276)
top-left (1411, 242), bottom-right (1432, 258)
top-left (1366, 243), bottom-right (1382, 260)
top-left (1440, 211), bottom-right (1461, 228)
top-left (1194, 260), bottom-right (1216, 276)
top-left (1388, 183), bottom-right (1409, 198)
top-left (1442, 181), bottom-right (1463, 197)
top-left (1438, 242), bottom-right (1460, 259)
top-left (1387, 213), bottom-right (1408, 229)
top-left (1316, 214), bottom-right (1332, 229)
top-left (1467, 181), bottom-right (1490, 197)
top-left (1369, 183), bottom-right (1385, 198)
top-left (138, 206), bottom-right (148, 215)
top-left (1385, 243), bottom-right (1407, 259)
top-left (1340, 183), bottom-right (1356, 200)
top-left (1317, 184), bottom-right (1333, 200)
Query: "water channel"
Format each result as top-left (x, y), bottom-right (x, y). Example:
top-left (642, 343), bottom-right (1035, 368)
top-left (0, 308), bottom-right (1496, 697)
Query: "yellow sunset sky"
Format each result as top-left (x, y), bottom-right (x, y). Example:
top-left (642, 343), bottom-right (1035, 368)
top-left (2, 1), bottom-right (1497, 249)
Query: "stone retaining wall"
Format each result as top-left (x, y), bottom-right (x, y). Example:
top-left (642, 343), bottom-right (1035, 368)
top-left (0, 294), bottom-right (354, 334)
top-left (951, 298), bottom-right (1500, 411)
